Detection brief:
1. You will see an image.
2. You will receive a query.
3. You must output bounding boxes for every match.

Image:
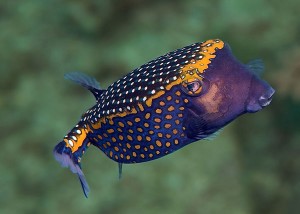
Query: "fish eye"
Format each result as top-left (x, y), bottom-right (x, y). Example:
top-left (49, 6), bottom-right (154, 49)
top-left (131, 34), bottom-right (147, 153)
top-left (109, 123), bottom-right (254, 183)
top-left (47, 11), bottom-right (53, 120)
top-left (181, 78), bottom-right (203, 96)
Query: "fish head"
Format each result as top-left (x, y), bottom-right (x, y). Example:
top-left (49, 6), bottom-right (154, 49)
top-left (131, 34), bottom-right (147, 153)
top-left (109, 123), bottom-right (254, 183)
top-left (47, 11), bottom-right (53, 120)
top-left (178, 42), bottom-right (275, 137)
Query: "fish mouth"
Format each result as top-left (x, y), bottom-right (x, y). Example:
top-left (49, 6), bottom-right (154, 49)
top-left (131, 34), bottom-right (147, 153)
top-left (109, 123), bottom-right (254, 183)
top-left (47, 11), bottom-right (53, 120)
top-left (258, 87), bottom-right (275, 107)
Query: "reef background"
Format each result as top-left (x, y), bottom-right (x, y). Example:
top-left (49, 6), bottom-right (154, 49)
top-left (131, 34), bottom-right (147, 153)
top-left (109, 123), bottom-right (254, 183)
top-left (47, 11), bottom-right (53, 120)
top-left (1, 0), bottom-right (299, 214)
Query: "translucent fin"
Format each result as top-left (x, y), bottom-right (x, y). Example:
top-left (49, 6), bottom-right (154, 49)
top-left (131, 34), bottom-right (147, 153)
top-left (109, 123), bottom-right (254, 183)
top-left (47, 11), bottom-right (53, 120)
top-left (118, 162), bottom-right (123, 179)
top-left (64, 72), bottom-right (104, 98)
top-left (203, 128), bottom-right (224, 140)
top-left (246, 59), bottom-right (264, 76)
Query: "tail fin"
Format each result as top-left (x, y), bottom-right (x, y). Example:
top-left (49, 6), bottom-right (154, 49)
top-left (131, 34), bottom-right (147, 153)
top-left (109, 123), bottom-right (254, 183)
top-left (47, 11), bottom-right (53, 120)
top-left (53, 132), bottom-right (91, 197)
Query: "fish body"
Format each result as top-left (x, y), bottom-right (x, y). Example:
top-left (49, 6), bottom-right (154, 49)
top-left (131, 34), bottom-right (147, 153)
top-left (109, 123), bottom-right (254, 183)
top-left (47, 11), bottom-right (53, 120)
top-left (54, 39), bottom-right (275, 197)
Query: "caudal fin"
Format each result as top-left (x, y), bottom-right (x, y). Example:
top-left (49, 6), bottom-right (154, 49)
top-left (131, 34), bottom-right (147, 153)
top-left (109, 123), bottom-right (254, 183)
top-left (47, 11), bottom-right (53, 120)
top-left (53, 139), bottom-right (90, 197)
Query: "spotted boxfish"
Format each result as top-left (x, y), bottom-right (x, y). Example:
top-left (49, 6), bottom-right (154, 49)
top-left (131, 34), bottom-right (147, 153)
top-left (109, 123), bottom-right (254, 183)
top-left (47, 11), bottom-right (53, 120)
top-left (54, 39), bottom-right (275, 197)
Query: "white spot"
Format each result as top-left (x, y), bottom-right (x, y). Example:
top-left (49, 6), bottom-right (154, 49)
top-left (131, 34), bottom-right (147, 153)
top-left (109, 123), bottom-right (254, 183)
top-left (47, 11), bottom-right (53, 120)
top-left (72, 136), bottom-right (77, 141)
top-left (68, 140), bottom-right (74, 147)
top-left (151, 90), bottom-right (155, 94)
top-left (143, 97), bottom-right (147, 101)
top-left (76, 129), bottom-right (81, 134)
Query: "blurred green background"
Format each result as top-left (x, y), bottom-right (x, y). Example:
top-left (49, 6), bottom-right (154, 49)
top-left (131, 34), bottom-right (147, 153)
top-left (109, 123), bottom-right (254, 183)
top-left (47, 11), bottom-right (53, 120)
top-left (1, 0), bottom-right (299, 213)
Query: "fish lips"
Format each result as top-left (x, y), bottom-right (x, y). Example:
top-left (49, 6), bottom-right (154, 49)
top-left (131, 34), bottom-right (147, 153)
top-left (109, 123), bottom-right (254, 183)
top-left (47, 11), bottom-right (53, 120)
top-left (246, 87), bottom-right (275, 113)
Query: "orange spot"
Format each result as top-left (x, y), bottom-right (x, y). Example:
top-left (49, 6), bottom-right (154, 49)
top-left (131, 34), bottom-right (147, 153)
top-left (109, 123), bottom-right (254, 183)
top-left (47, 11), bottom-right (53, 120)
top-left (183, 126), bottom-right (186, 130)
top-left (146, 136), bottom-right (151, 141)
top-left (114, 146), bottom-right (119, 152)
top-left (179, 106), bottom-right (184, 110)
top-left (184, 99), bottom-right (189, 103)
top-left (109, 151), bottom-right (113, 157)
top-left (117, 128), bottom-right (123, 132)
top-left (127, 135), bottom-right (133, 141)
top-left (126, 143), bottom-right (131, 149)
top-left (118, 122), bottom-right (125, 127)
top-left (154, 118), bottom-right (161, 123)
top-left (140, 154), bottom-right (145, 158)
top-left (137, 135), bottom-right (142, 141)
top-left (173, 129), bottom-right (178, 134)
top-left (107, 142), bottom-right (111, 146)
top-left (127, 121), bottom-right (133, 126)
top-left (137, 127), bottom-right (143, 132)
top-left (154, 125), bottom-right (160, 129)
top-left (120, 154), bottom-right (124, 158)
top-left (112, 137), bottom-right (117, 142)
top-left (174, 139), bottom-right (179, 145)
top-left (156, 140), bottom-right (162, 147)
top-left (156, 150), bottom-right (160, 155)
top-left (107, 129), bottom-right (114, 134)
top-left (135, 117), bottom-right (141, 122)
top-left (145, 113), bottom-right (151, 119)
top-left (119, 135), bottom-right (124, 140)
top-left (149, 153), bottom-right (153, 158)
top-left (181, 133), bottom-right (185, 137)
top-left (156, 108), bottom-right (162, 114)
top-left (175, 99), bottom-right (180, 104)
top-left (144, 147), bottom-right (148, 151)
top-left (97, 135), bottom-right (103, 140)
top-left (126, 155), bottom-right (130, 160)
top-left (132, 152), bottom-right (137, 157)
top-left (165, 124), bottom-right (171, 129)
top-left (178, 113), bottom-right (183, 118)
top-left (128, 129), bottom-right (134, 133)
top-left (175, 120), bottom-right (180, 125)
top-left (159, 101), bottom-right (165, 106)
top-left (109, 119), bottom-right (114, 125)
top-left (115, 155), bottom-right (118, 160)
top-left (149, 145), bottom-right (154, 149)
top-left (158, 133), bottom-right (163, 137)
top-left (137, 103), bottom-right (145, 111)
top-left (166, 142), bottom-right (171, 147)
top-left (165, 114), bottom-right (172, 120)
top-left (149, 130), bottom-right (154, 134)
top-left (175, 91), bottom-right (181, 96)
top-left (167, 96), bottom-right (172, 101)
top-left (123, 148), bottom-right (127, 152)
top-left (144, 122), bottom-right (149, 128)
top-left (91, 121), bottom-right (101, 129)
top-left (103, 133), bottom-right (108, 138)
top-left (168, 106), bottom-right (175, 112)
top-left (103, 144), bottom-right (107, 149)
top-left (166, 134), bottom-right (172, 139)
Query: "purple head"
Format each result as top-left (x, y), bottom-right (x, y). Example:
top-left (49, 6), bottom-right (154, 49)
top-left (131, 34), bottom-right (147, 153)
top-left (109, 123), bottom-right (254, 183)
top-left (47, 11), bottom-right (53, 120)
top-left (180, 41), bottom-right (275, 138)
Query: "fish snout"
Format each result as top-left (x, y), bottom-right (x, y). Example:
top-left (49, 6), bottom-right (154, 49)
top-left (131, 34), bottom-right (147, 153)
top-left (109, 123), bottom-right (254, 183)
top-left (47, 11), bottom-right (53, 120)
top-left (258, 87), bottom-right (275, 107)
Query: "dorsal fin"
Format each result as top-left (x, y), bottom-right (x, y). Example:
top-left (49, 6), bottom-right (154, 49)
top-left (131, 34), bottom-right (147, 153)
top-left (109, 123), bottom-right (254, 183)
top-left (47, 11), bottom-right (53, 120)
top-left (64, 72), bottom-right (105, 99)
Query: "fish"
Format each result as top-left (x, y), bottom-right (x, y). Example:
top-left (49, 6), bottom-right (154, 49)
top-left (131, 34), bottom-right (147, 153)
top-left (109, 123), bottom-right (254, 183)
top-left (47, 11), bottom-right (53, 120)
top-left (53, 39), bottom-right (275, 197)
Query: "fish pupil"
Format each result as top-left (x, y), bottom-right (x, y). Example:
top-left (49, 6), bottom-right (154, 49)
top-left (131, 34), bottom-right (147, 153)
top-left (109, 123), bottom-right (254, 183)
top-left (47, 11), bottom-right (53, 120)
top-left (187, 81), bottom-right (200, 92)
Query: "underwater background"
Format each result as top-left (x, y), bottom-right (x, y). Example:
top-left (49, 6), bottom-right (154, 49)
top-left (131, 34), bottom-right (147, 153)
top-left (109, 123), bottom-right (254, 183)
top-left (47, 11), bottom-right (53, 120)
top-left (1, 0), bottom-right (299, 213)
